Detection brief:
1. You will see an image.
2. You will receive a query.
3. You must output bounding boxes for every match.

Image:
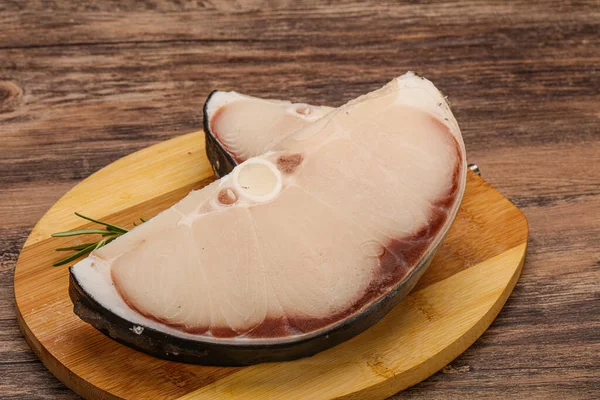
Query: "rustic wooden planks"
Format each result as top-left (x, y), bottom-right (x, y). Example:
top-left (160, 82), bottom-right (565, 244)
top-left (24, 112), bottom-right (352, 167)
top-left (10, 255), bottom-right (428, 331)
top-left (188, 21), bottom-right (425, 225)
top-left (2, 1), bottom-right (599, 398)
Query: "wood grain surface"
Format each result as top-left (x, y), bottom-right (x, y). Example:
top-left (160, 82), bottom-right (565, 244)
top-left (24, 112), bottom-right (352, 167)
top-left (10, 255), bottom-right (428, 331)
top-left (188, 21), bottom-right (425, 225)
top-left (0, 0), bottom-right (598, 399)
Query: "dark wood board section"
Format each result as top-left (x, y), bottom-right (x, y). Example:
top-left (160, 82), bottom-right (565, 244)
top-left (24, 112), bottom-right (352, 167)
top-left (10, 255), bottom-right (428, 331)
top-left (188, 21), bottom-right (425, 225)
top-left (1, 1), bottom-right (599, 398)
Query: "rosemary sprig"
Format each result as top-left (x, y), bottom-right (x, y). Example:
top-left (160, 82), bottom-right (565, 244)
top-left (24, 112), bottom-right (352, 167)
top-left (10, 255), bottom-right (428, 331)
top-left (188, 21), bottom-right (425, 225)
top-left (52, 229), bottom-right (112, 237)
top-left (52, 213), bottom-right (145, 267)
top-left (56, 243), bottom-right (98, 251)
top-left (73, 212), bottom-right (128, 233)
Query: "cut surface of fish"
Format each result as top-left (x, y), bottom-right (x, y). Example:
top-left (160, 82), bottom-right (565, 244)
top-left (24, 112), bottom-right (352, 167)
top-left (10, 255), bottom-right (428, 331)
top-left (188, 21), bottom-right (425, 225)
top-left (70, 72), bottom-right (467, 365)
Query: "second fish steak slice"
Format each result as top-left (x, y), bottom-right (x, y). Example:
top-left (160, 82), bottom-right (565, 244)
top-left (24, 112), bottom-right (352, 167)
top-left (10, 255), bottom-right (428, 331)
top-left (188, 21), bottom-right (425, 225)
top-left (204, 91), bottom-right (333, 177)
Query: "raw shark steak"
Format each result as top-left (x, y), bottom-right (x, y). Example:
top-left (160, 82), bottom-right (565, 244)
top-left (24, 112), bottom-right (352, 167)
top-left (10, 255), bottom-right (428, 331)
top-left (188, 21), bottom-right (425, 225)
top-left (69, 72), bottom-right (467, 365)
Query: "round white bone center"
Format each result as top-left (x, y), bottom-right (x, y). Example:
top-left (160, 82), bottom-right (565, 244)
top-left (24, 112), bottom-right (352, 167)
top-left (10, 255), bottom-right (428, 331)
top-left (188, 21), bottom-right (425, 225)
top-left (232, 159), bottom-right (282, 202)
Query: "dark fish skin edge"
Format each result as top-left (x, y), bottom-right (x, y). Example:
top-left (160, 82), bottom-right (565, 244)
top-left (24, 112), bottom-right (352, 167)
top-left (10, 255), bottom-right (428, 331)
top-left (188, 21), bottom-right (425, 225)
top-left (68, 249), bottom-right (435, 366)
top-left (203, 90), bottom-right (239, 178)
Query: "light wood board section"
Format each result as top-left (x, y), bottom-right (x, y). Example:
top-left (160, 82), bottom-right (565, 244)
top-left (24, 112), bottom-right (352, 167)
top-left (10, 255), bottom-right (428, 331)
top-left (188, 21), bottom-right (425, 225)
top-left (14, 132), bottom-right (528, 399)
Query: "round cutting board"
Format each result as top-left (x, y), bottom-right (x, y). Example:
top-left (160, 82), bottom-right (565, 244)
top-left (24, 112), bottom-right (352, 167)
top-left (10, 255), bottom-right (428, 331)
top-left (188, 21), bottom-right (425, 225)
top-left (14, 132), bottom-right (528, 400)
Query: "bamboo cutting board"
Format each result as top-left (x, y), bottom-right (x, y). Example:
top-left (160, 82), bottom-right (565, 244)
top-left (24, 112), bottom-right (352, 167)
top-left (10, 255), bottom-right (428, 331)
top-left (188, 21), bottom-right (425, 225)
top-left (14, 132), bottom-right (528, 400)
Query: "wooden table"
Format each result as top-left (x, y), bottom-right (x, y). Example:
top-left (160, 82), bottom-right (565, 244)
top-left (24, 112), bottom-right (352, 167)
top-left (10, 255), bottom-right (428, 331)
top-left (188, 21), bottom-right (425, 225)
top-left (1, 1), bottom-right (598, 398)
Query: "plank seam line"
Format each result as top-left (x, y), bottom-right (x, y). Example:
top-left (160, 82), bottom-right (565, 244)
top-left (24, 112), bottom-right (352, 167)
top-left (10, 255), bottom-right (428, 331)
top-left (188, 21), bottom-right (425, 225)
top-left (0, 38), bottom-right (277, 51)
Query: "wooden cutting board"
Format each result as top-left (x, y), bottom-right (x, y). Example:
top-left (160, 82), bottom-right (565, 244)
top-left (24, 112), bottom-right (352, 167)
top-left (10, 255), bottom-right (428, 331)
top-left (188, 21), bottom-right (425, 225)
top-left (14, 132), bottom-right (528, 400)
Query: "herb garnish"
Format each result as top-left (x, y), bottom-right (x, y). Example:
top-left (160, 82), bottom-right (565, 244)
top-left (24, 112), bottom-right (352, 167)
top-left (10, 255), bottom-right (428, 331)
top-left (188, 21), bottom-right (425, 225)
top-left (52, 212), bottom-right (145, 266)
